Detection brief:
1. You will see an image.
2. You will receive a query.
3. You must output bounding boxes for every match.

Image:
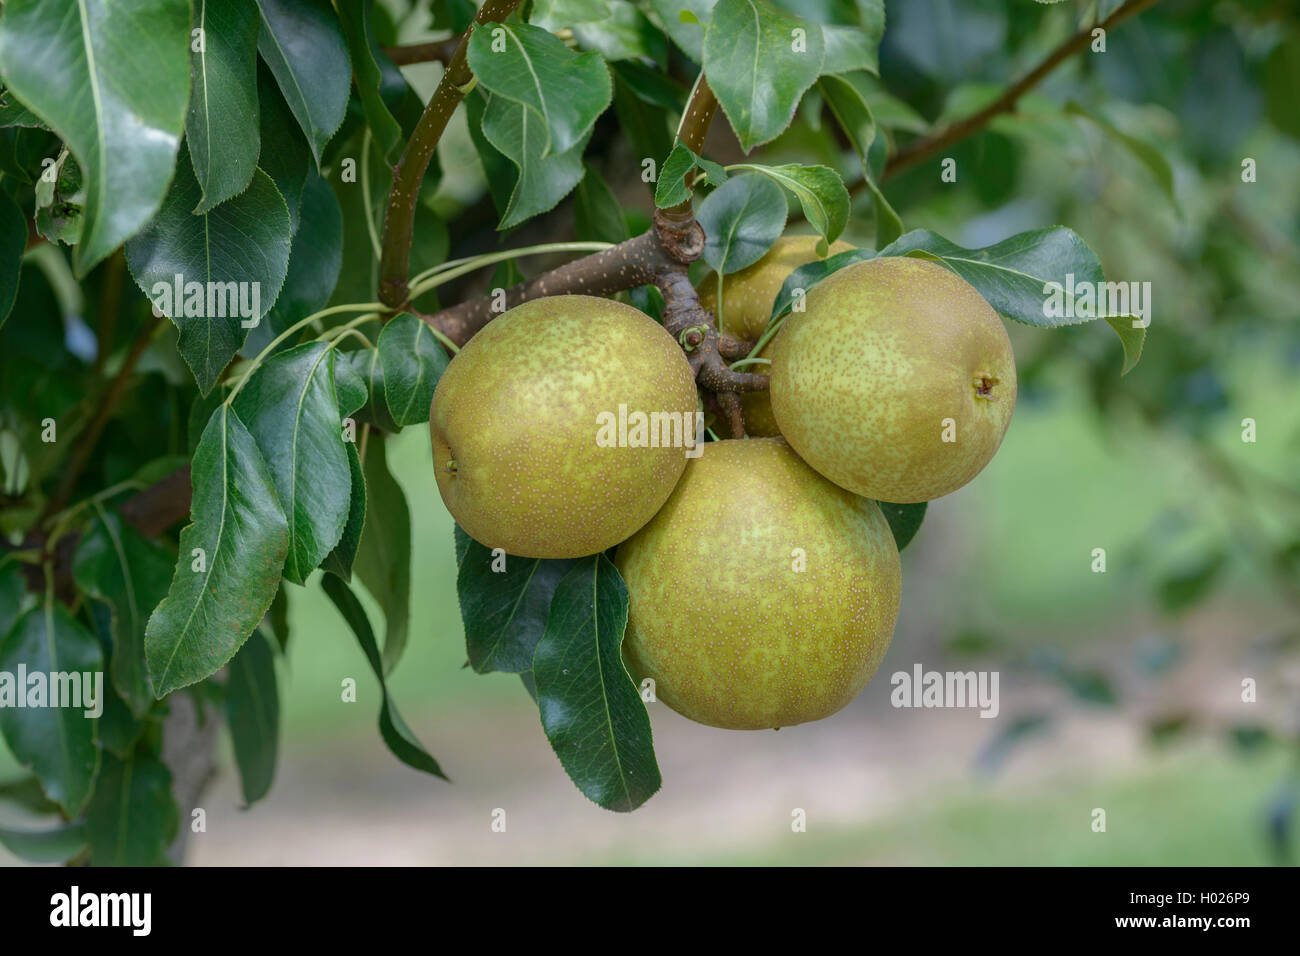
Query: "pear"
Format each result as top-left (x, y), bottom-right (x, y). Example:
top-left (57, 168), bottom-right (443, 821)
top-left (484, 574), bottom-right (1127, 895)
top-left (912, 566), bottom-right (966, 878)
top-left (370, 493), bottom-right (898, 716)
top-left (430, 295), bottom-right (699, 559)
top-left (770, 256), bottom-right (1016, 503)
top-left (615, 437), bottom-right (901, 730)
top-left (698, 236), bottom-right (853, 437)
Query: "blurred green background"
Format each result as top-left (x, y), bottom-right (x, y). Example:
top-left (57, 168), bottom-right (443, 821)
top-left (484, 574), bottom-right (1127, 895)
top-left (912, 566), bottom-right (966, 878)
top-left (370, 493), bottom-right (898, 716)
top-left (4, 0), bottom-right (1300, 865)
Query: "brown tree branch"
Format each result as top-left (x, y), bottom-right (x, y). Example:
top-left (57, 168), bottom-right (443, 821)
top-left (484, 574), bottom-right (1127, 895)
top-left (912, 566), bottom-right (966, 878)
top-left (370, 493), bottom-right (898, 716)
top-left (378, 0), bottom-right (522, 309)
top-left (383, 38), bottom-right (461, 66)
top-left (883, 0), bottom-right (1160, 181)
top-left (41, 315), bottom-right (162, 522)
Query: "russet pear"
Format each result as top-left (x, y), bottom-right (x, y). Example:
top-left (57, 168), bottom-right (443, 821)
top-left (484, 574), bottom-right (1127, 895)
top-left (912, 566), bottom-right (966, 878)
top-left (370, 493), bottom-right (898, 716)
top-left (615, 437), bottom-right (901, 730)
top-left (698, 236), bottom-right (853, 437)
top-left (770, 256), bottom-right (1016, 503)
top-left (430, 295), bottom-right (699, 558)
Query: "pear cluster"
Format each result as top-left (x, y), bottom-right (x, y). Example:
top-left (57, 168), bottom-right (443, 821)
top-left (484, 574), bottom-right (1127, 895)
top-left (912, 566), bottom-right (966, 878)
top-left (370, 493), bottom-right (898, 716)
top-left (431, 242), bottom-right (1016, 731)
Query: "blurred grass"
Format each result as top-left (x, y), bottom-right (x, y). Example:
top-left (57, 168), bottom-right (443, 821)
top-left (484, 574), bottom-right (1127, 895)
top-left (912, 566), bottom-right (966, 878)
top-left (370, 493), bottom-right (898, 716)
top-left (594, 747), bottom-right (1290, 866)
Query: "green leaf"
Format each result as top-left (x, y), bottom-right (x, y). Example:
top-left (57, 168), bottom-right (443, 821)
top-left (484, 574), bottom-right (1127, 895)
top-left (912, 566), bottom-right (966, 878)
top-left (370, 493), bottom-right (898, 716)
top-left (610, 64), bottom-right (678, 168)
top-left (533, 555), bottom-right (660, 812)
top-left (354, 436), bottom-right (411, 673)
top-left (1102, 315), bottom-right (1146, 377)
top-left (145, 404), bottom-right (289, 697)
top-left (72, 506), bottom-right (174, 717)
top-left (819, 71), bottom-right (901, 246)
top-left (0, 85), bottom-right (47, 129)
top-left (0, 599), bottom-right (103, 815)
top-left (480, 93), bottom-right (595, 230)
top-left (457, 531), bottom-right (577, 674)
top-left (256, 0), bottom-right (352, 167)
top-left (187, 0), bottom-right (262, 213)
top-left (727, 162), bottom-right (847, 250)
top-left (530, 0), bottom-right (610, 30)
top-left (338, 0), bottom-right (406, 163)
top-left (703, 0), bottom-right (824, 152)
top-left (654, 142), bottom-right (728, 207)
top-left (333, 349), bottom-right (370, 419)
top-left (233, 341), bottom-right (351, 584)
top-left (377, 313), bottom-right (450, 428)
top-left (321, 440), bottom-right (366, 581)
top-left (571, 2), bottom-right (668, 64)
top-left (468, 22), bottom-right (612, 159)
top-left (1264, 30), bottom-right (1300, 140)
top-left (346, 345), bottom-right (400, 432)
top-left (878, 501), bottom-right (926, 552)
top-left (225, 630), bottom-right (279, 805)
top-left (85, 748), bottom-right (178, 866)
top-left (821, 0), bottom-right (883, 76)
top-left (574, 162), bottom-right (630, 244)
top-left (1066, 102), bottom-right (1176, 209)
top-left (0, 773), bottom-right (59, 814)
top-left (0, 189), bottom-right (25, 328)
top-left (241, 172), bottom-right (343, 357)
top-left (321, 575), bottom-right (447, 779)
top-left (649, 0), bottom-right (717, 61)
top-left (34, 148), bottom-right (86, 246)
top-left (0, 0), bottom-right (190, 275)
top-left (0, 822), bottom-right (85, 864)
top-left (697, 173), bottom-right (786, 274)
top-left (256, 65), bottom-right (311, 235)
top-left (0, 561), bottom-right (27, 638)
top-left (125, 145), bottom-right (292, 394)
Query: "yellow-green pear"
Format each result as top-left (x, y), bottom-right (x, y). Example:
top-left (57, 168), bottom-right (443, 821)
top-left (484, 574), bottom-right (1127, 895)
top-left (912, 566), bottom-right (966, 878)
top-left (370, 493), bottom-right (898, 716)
top-left (698, 236), bottom-right (853, 437)
top-left (430, 295), bottom-right (699, 559)
top-left (615, 437), bottom-right (901, 730)
top-left (770, 256), bottom-right (1016, 503)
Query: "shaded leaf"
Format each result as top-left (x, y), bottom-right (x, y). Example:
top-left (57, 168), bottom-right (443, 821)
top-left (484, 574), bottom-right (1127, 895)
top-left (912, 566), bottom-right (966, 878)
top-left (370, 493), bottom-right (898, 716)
top-left (0, 0), bottom-right (190, 274)
top-left (0, 822), bottom-right (85, 864)
top-left (85, 748), bottom-right (178, 866)
top-left (125, 144), bottom-right (292, 394)
top-left (322, 575), bottom-right (447, 778)
top-left (458, 532), bottom-right (576, 674)
top-left (354, 436), bottom-right (411, 673)
top-left (233, 341), bottom-right (351, 584)
top-left (256, 0), bottom-right (352, 166)
top-left (0, 599), bottom-right (103, 815)
top-left (188, 0), bottom-right (262, 213)
top-left (321, 441), bottom-right (366, 581)
top-left (225, 630), bottom-right (279, 805)
top-left (145, 404), bottom-right (289, 697)
top-left (241, 171), bottom-right (343, 357)
top-left (377, 313), bottom-right (450, 427)
top-left (533, 555), bottom-right (660, 812)
top-left (72, 506), bottom-right (174, 717)
top-left (0, 190), bottom-right (24, 328)
top-left (697, 173), bottom-right (787, 274)
top-left (728, 162), bottom-right (848, 250)
top-left (878, 501), bottom-right (926, 552)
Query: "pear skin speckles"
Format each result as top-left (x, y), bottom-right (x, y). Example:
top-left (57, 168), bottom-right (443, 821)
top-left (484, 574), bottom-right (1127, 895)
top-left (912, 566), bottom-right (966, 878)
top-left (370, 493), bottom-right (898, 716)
top-left (614, 437), bottom-right (901, 731)
top-left (770, 256), bottom-right (1017, 503)
top-left (698, 237), bottom-right (854, 438)
top-left (430, 295), bottom-right (699, 559)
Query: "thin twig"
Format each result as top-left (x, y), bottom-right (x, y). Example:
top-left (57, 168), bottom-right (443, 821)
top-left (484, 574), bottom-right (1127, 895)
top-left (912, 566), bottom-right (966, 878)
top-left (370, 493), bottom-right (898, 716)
top-left (378, 0), bottom-right (523, 308)
top-left (883, 0), bottom-right (1161, 181)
